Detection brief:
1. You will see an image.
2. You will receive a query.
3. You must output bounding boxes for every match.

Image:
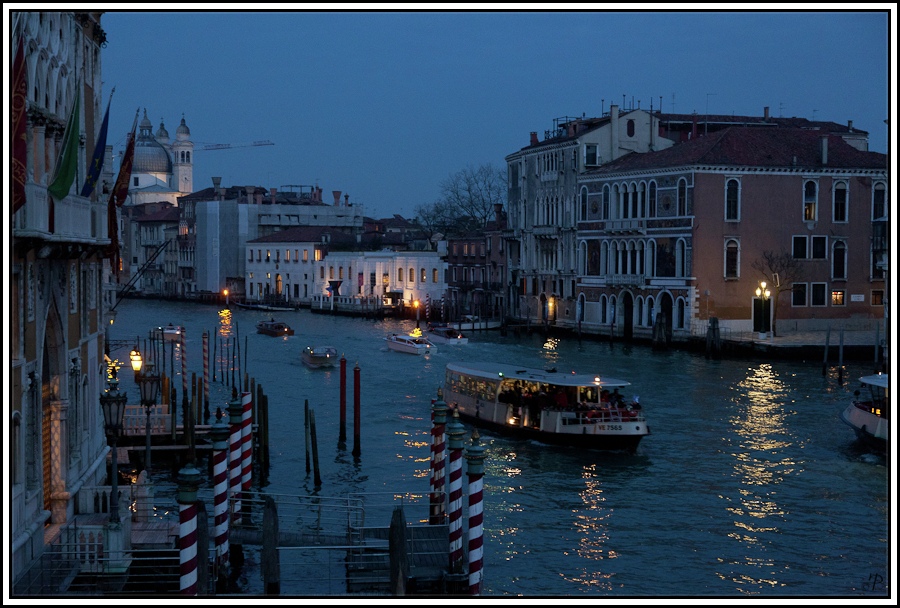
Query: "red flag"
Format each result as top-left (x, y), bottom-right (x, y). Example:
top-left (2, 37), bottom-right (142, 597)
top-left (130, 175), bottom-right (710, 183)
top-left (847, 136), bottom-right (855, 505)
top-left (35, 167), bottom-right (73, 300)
top-left (110, 109), bottom-right (138, 208)
top-left (12, 36), bottom-right (27, 214)
top-left (106, 109), bottom-right (138, 273)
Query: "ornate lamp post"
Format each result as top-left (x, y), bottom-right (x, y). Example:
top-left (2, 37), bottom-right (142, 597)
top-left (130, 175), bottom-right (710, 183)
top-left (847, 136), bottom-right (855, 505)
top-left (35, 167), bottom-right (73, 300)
top-left (100, 366), bottom-right (128, 523)
top-left (755, 280), bottom-right (771, 339)
top-left (130, 344), bottom-right (143, 381)
top-left (139, 361), bottom-right (161, 479)
top-left (415, 299), bottom-right (421, 328)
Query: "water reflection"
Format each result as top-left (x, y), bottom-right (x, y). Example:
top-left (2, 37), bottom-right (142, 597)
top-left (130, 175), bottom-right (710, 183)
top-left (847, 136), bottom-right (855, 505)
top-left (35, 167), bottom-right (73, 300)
top-left (720, 363), bottom-right (798, 592)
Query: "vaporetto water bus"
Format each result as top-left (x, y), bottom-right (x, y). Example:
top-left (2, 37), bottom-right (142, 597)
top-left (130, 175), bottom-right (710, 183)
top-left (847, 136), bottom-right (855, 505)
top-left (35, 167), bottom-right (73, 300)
top-left (442, 361), bottom-right (650, 452)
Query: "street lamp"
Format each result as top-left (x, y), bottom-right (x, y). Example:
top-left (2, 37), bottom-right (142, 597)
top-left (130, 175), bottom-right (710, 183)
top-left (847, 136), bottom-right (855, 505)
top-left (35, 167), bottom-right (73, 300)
top-left (99, 366), bottom-right (128, 523)
top-left (755, 280), bottom-right (771, 338)
top-left (130, 344), bottom-right (143, 381)
top-left (414, 299), bottom-right (421, 327)
top-left (138, 361), bottom-right (160, 479)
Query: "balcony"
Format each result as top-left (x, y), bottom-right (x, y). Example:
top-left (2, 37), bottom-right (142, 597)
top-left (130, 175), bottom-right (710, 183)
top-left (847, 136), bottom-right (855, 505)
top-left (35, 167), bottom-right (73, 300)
top-left (533, 225), bottom-right (559, 238)
top-left (13, 183), bottom-right (107, 244)
top-left (606, 274), bottom-right (646, 287)
top-left (603, 219), bottom-right (645, 234)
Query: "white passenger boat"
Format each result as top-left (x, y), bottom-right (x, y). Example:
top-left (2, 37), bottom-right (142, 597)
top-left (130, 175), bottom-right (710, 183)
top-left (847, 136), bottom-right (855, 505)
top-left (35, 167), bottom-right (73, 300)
top-left (301, 345), bottom-right (339, 369)
top-left (425, 323), bottom-right (469, 345)
top-left (840, 373), bottom-right (888, 451)
top-left (442, 361), bottom-right (650, 452)
top-left (385, 333), bottom-right (437, 356)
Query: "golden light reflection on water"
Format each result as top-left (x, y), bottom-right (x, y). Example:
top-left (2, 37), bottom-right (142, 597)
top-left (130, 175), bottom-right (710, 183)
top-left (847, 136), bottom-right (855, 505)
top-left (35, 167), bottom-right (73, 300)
top-left (719, 363), bottom-right (800, 588)
top-left (563, 463), bottom-right (616, 590)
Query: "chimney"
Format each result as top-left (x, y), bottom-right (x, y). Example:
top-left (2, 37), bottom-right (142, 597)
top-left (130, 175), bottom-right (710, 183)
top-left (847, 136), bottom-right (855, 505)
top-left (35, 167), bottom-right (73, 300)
top-left (848, 119), bottom-right (853, 132)
top-left (333, 191), bottom-right (341, 206)
top-left (821, 135), bottom-right (829, 165)
top-left (530, 132), bottom-right (538, 146)
top-left (494, 202), bottom-right (503, 223)
top-left (764, 106), bottom-right (769, 120)
top-left (344, 193), bottom-right (350, 206)
top-left (212, 176), bottom-right (221, 190)
top-left (610, 105), bottom-right (619, 159)
top-left (245, 186), bottom-right (254, 205)
top-left (255, 192), bottom-right (263, 205)
top-left (270, 187), bottom-right (277, 203)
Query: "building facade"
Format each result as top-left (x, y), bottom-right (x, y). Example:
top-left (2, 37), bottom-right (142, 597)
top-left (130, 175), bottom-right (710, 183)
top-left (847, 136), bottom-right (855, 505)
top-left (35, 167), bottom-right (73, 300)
top-left (10, 10), bottom-right (114, 587)
top-left (576, 127), bottom-right (887, 341)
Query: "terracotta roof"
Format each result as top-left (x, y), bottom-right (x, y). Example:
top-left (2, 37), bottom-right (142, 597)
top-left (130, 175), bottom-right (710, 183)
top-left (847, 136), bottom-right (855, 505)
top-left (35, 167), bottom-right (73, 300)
top-left (655, 112), bottom-right (865, 134)
top-left (587, 127), bottom-right (886, 174)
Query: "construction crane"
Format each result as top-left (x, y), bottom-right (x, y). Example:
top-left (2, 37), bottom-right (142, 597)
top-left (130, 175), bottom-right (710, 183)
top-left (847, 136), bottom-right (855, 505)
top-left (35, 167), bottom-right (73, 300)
top-left (199, 140), bottom-right (275, 151)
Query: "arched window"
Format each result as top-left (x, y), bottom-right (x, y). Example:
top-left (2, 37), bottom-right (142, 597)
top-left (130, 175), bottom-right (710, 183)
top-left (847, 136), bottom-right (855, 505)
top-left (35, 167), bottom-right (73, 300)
top-left (648, 181), bottom-right (657, 218)
top-left (833, 181), bottom-right (848, 223)
top-left (420, 268), bottom-right (426, 282)
top-left (602, 184), bottom-right (610, 219)
top-left (677, 179), bottom-right (687, 215)
top-left (408, 268), bottom-right (415, 282)
top-left (676, 240), bottom-right (686, 278)
top-left (724, 239), bottom-right (739, 279)
top-left (804, 180), bottom-right (818, 221)
top-left (626, 119), bottom-right (635, 137)
top-left (432, 268), bottom-right (438, 283)
top-left (636, 297), bottom-right (644, 327)
top-left (872, 182), bottom-right (886, 219)
top-left (832, 241), bottom-right (847, 280)
top-left (580, 186), bottom-right (588, 221)
top-left (397, 268), bottom-right (403, 283)
top-left (676, 298), bottom-right (685, 329)
top-left (600, 295), bottom-right (608, 324)
top-left (725, 178), bottom-right (740, 221)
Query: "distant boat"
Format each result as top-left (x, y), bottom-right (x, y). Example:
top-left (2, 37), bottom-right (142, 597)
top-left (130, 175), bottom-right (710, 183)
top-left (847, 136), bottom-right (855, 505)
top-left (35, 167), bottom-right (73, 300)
top-left (152, 324), bottom-right (184, 342)
top-left (301, 345), bottom-right (339, 369)
top-left (840, 373), bottom-right (888, 451)
top-left (257, 319), bottom-right (295, 337)
top-left (425, 323), bottom-right (469, 345)
top-left (385, 333), bottom-right (436, 356)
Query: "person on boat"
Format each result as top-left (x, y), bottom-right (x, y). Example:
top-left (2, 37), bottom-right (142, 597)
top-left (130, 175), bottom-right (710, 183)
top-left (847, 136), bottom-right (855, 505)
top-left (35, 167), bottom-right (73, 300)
top-left (554, 388), bottom-right (568, 409)
top-left (612, 388), bottom-right (625, 406)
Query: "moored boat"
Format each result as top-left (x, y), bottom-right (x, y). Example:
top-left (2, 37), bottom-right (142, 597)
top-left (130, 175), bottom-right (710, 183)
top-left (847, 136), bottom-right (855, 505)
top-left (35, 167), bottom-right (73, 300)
top-left (257, 319), bottom-right (295, 337)
top-left (441, 361), bottom-right (650, 452)
top-left (840, 373), bottom-right (888, 451)
top-left (385, 333), bottom-right (437, 355)
top-left (425, 323), bottom-right (469, 345)
top-left (301, 345), bottom-right (339, 368)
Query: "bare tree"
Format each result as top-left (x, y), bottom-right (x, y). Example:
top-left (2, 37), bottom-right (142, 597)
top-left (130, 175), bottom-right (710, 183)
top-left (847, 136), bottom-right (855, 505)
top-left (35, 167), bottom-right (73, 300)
top-left (751, 250), bottom-right (805, 337)
top-left (437, 163), bottom-right (507, 233)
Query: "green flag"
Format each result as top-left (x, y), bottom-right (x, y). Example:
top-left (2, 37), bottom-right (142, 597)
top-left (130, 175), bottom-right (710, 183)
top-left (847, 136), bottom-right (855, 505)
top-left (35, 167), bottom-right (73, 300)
top-left (48, 90), bottom-right (81, 201)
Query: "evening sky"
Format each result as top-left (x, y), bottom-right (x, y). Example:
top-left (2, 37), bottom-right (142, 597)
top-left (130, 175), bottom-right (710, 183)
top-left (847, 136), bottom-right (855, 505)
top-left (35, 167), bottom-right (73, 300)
top-left (10, 6), bottom-right (896, 220)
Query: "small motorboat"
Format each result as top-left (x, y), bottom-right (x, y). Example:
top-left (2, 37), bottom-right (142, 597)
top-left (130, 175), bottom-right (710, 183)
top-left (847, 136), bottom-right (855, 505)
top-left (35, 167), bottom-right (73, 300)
top-left (425, 323), bottom-right (469, 345)
top-left (153, 324), bottom-right (184, 342)
top-left (840, 373), bottom-right (888, 451)
top-left (257, 318), bottom-right (294, 337)
top-left (385, 333), bottom-right (436, 356)
top-left (301, 345), bottom-right (339, 369)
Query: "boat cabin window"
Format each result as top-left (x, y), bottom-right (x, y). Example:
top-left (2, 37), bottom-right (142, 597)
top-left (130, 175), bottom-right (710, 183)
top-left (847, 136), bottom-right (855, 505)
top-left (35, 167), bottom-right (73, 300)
top-left (579, 387), bottom-right (598, 404)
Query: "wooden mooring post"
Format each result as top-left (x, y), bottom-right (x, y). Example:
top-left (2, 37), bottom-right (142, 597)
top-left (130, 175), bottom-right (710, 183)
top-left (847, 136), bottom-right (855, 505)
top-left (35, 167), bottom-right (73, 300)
top-left (310, 409), bottom-right (322, 487)
top-left (262, 495), bottom-right (280, 595)
top-left (822, 326), bottom-right (831, 377)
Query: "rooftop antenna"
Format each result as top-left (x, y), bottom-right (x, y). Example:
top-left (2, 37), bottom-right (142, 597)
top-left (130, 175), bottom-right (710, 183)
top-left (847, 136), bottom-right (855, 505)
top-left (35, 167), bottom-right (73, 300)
top-left (672, 93), bottom-right (676, 114)
top-left (705, 93), bottom-right (717, 135)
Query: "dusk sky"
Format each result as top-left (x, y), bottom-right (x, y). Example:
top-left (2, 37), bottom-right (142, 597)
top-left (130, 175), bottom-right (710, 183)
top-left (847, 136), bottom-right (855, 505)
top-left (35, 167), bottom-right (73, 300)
top-left (95, 8), bottom-right (891, 220)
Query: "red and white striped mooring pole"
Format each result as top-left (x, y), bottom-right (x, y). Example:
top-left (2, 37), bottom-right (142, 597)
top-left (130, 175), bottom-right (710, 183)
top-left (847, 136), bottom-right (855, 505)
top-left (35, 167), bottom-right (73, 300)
top-left (446, 407), bottom-right (466, 573)
top-left (227, 390), bottom-right (243, 520)
top-left (466, 430), bottom-right (486, 596)
top-left (210, 408), bottom-right (231, 573)
top-left (430, 390), bottom-right (449, 525)
top-left (177, 462), bottom-right (201, 596)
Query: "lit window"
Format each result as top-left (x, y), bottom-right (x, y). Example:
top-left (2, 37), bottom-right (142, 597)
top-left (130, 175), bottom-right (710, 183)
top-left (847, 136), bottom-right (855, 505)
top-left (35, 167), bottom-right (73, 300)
top-left (872, 290), bottom-right (884, 306)
top-left (803, 181), bottom-right (818, 221)
top-left (831, 290), bottom-right (845, 306)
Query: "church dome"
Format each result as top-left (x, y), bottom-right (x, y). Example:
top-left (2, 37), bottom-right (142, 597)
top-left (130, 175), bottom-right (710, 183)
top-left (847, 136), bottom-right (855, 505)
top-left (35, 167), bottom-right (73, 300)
top-left (133, 109), bottom-right (172, 174)
top-left (156, 120), bottom-right (169, 140)
top-left (176, 115), bottom-right (191, 140)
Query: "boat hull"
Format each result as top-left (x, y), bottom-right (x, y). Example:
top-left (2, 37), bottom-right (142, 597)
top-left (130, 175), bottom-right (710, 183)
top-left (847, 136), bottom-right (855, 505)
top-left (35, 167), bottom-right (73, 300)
top-left (455, 408), bottom-right (645, 452)
top-left (840, 404), bottom-right (887, 451)
top-left (385, 334), bottom-right (436, 355)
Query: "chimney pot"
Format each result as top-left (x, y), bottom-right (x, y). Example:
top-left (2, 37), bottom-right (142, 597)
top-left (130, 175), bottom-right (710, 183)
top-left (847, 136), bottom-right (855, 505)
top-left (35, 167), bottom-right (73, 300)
top-left (764, 106), bottom-right (770, 120)
top-left (530, 131), bottom-right (538, 145)
top-left (333, 190), bottom-right (341, 205)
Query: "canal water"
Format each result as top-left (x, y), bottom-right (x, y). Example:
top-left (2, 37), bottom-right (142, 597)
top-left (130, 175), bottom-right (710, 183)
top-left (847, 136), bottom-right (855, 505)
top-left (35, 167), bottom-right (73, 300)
top-left (108, 299), bottom-right (891, 599)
